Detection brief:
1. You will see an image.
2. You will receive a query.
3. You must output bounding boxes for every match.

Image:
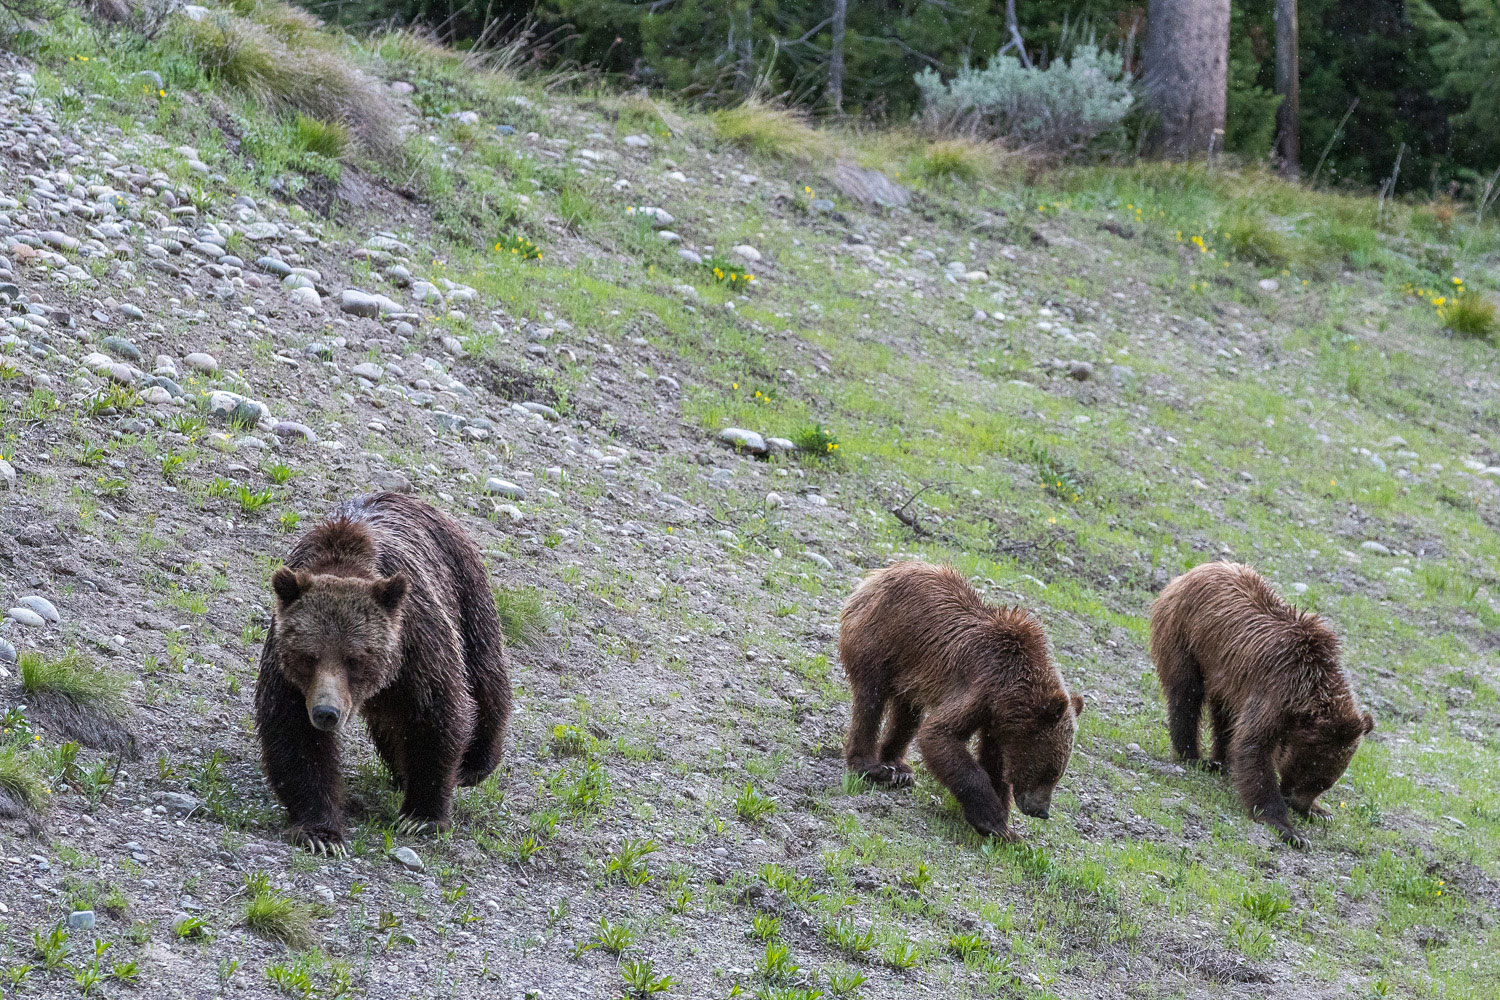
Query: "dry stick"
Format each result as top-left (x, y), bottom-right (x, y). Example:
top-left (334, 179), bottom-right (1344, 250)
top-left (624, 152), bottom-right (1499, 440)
top-left (1376, 142), bottom-right (1405, 222)
top-left (1309, 97), bottom-right (1358, 189)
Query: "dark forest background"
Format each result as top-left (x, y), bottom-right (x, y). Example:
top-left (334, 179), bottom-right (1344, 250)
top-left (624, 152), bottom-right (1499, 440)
top-left (298, 0), bottom-right (1500, 193)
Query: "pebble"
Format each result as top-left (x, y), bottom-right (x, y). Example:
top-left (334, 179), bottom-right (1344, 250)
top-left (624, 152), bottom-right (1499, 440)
top-left (622, 134), bottom-right (650, 148)
top-left (6, 607), bottom-right (46, 627)
top-left (0, 637), bottom-right (15, 666)
top-left (16, 596), bottom-right (59, 624)
top-left (730, 244), bottom-right (762, 263)
top-left (67, 911), bottom-right (95, 931)
top-left (390, 846), bottom-right (424, 872)
top-left (312, 885), bottom-right (336, 907)
top-left (0, 458), bottom-right (13, 489)
top-left (484, 478), bottom-right (526, 500)
top-left (718, 428), bottom-right (767, 455)
top-left (1359, 540), bottom-right (1392, 556)
top-left (351, 362), bottom-right (383, 382)
top-left (273, 421), bottom-right (319, 443)
top-left (1067, 361), bottom-right (1094, 381)
top-left (184, 352), bottom-right (218, 375)
top-left (1258, 278), bottom-right (1279, 292)
top-left (766, 437), bottom-right (795, 454)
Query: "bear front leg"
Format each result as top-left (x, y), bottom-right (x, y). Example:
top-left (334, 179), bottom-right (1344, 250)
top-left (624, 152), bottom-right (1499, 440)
top-left (1227, 706), bottom-right (1304, 848)
top-left (845, 684), bottom-right (897, 783)
top-left (395, 710), bottom-right (467, 832)
top-left (977, 730), bottom-right (1013, 815)
top-left (918, 714), bottom-right (1015, 841)
top-left (255, 664), bottom-right (346, 853)
top-left (875, 698), bottom-right (922, 788)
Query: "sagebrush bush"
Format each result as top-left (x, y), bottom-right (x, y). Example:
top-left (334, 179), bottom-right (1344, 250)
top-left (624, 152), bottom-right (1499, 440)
top-left (915, 44), bottom-right (1132, 152)
top-left (175, 4), bottom-right (397, 156)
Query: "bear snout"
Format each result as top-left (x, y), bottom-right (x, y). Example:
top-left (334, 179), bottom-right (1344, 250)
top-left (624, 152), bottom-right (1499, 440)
top-left (1016, 789), bottom-right (1053, 819)
top-left (305, 670), bottom-right (352, 732)
top-left (310, 703), bottom-right (342, 731)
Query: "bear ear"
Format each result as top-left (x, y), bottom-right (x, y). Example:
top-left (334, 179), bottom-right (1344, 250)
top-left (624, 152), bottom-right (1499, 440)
top-left (371, 573), bottom-right (408, 614)
top-left (1360, 709), bottom-right (1375, 735)
top-left (271, 567), bottom-right (310, 609)
top-left (1038, 692), bottom-right (1070, 726)
top-left (1070, 691), bottom-right (1085, 718)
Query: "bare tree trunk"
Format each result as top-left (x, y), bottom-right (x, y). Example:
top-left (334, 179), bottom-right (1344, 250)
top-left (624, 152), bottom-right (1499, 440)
top-left (1142, 0), bottom-right (1230, 157)
top-left (1005, 0), bottom-right (1032, 68)
top-left (828, 0), bottom-right (847, 114)
top-left (1274, 0), bottom-right (1299, 176)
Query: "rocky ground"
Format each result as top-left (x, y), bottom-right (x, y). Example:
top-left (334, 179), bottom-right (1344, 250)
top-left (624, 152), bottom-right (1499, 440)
top-left (2, 8), bottom-right (1500, 1000)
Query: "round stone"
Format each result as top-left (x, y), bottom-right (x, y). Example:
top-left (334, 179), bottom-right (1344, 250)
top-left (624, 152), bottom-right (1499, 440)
top-left (17, 596), bottom-right (59, 623)
top-left (184, 352), bottom-right (218, 375)
top-left (6, 607), bottom-right (46, 627)
top-left (718, 427), bottom-right (767, 455)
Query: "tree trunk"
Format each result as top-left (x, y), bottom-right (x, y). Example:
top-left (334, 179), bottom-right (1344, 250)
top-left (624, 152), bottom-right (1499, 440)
top-left (1274, 0), bottom-right (1300, 176)
top-left (828, 0), bottom-right (847, 114)
top-left (1142, 0), bottom-right (1230, 157)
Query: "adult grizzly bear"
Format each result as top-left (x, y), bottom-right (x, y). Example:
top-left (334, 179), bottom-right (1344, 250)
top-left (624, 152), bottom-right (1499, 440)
top-left (255, 492), bottom-right (511, 853)
top-left (1150, 561), bottom-right (1373, 848)
top-left (839, 562), bottom-right (1084, 841)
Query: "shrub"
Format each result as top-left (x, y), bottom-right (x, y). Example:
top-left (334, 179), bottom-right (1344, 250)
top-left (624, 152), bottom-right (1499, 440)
top-left (712, 99), bottom-right (833, 162)
top-left (915, 44), bottom-right (1133, 152)
top-left (1445, 293), bottom-right (1498, 339)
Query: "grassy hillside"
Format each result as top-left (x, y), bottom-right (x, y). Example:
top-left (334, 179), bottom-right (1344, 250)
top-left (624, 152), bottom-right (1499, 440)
top-left (2, 4), bottom-right (1499, 998)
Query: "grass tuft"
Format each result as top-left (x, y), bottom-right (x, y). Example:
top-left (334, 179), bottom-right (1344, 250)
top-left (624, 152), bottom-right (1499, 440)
top-left (293, 114), bottom-right (349, 158)
top-left (242, 872), bottom-right (313, 947)
top-left (0, 745), bottom-right (50, 822)
top-left (1220, 214), bottom-right (1297, 268)
top-left (911, 138), bottom-right (996, 183)
top-left (175, 4), bottom-right (397, 156)
top-left (19, 650), bottom-right (126, 715)
top-left (1444, 293), bottom-right (1497, 339)
top-left (712, 99), bottom-right (833, 162)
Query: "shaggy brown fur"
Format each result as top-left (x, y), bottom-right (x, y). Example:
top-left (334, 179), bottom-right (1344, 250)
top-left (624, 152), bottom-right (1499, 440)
top-left (1150, 561), bottom-right (1373, 847)
top-left (838, 562), bottom-right (1084, 841)
top-left (255, 492), bottom-right (511, 853)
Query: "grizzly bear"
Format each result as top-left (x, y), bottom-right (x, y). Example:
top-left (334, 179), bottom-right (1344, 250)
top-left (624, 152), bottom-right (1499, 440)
top-left (1149, 561), bottom-right (1373, 848)
top-left (838, 562), bottom-right (1084, 841)
top-left (255, 492), bottom-right (511, 853)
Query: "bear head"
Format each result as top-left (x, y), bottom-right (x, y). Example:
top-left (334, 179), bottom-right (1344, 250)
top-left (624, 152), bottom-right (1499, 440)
top-left (1277, 706), bottom-right (1374, 813)
top-left (1002, 689), bottom-right (1085, 820)
top-left (270, 566), bottom-right (409, 732)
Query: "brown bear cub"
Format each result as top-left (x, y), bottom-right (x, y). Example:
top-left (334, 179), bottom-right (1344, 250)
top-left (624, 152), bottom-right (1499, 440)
top-left (1150, 562), bottom-right (1373, 848)
top-left (255, 492), bottom-right (511, 853)
top-left (839, 562), bottom-right (1084, 841)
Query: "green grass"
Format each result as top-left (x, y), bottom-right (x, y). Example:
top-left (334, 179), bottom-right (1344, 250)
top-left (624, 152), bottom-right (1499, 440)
top-left (1220, 213), bottom-right (1298, 268)
top-left (0, 745), bottom-right (50, 814)
top-left (292, 113), bottom-right (348, 158)
top-left (18, 650), bottom-right (127, 715)
top-left (492, 583), bottom-right (553, 647)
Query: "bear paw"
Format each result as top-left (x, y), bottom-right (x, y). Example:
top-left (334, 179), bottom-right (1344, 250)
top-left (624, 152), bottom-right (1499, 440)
top-left (1270, 824), bottom-right (1310, 850)
top-left (394, 815), bottom-right (450, 837)
top-left (290, 824), bottom-right (347, 857)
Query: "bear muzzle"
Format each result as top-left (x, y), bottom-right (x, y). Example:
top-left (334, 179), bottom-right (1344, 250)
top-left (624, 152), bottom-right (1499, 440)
top-left (306, 670), bottom-right (352, 732)
top-left (1015, 788), bottom-right (1054, 820)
